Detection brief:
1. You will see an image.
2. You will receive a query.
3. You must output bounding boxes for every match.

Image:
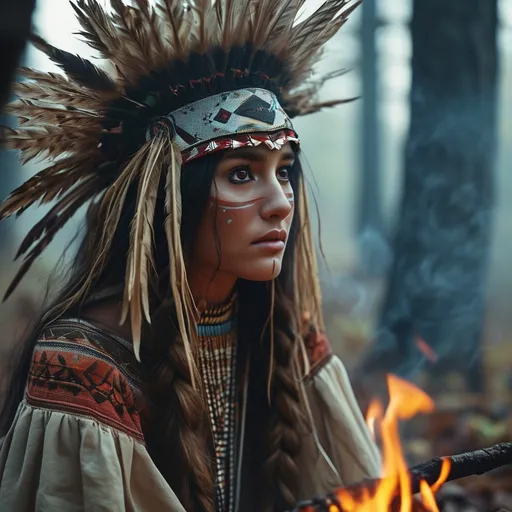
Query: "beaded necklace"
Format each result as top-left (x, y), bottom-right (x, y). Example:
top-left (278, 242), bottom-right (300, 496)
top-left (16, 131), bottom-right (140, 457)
top-left (197, 294), bottom-right (238, 512)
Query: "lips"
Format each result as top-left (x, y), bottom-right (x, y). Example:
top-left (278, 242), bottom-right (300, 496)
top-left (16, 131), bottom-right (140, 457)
top-left (252, 229), bottom-right (287, 245)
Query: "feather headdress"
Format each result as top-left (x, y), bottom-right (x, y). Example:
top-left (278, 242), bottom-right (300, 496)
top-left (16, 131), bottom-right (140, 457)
top-left (1, 0), bottom-right (360, 362)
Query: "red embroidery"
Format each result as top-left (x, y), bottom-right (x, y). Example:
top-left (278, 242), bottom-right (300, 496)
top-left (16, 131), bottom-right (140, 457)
top-left (26, 337), bottom-right (144, 443)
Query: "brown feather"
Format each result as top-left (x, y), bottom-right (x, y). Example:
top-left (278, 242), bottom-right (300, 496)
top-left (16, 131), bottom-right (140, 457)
top-left (190, 0), bottom-right (212, 53)
top-left (312, 0), bottom-right (361, 46)
top-left (4, 124), bottom-right (99, 164)
top-left (14, 175), bottom-right (101, 259)
top-left (12, 82), bottom-right (104, 110)
top-left (72, 1), bottom-right (144, 84)
top-left (218, 0), bottom-right (253, 48)
top-left (29, 33), bottom-right (117, 92)
top-left (156, 0), bottom-right (188, 57)
top-left (264, 0), bottom-right (302, 53)
top-left (71, 0), bottom-right (113, 58)
top-left (122, 137), bottom-right (164, 360)
top-left (249, 0), bottom-right (278, 49)
top-left (72, 145), bottom-right (150, 318)
top-left (164, 138), bottom-right (199, 384)
top-left (250, 0), bottom-right (303, 52)
top-left (109, 0), bottom-right (155, 78)
top-left (133, 0), bottom-right (165, 57)
top-left (3, 256), bottom-right (37, 300)
top-left (0, 160), bottom-right (90, 220)
top-left (4, 175), bottom-right (101, 300)
top-left (287, 0), bottom-right (356, 58)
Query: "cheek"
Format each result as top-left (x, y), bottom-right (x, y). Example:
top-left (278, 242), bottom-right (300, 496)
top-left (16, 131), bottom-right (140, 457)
top-left (215, 201), bottom-right (261, 242)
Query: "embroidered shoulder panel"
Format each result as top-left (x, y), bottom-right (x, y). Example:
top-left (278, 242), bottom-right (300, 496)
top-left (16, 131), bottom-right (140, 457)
top-left (25, 319), bottom-right (145, 443)
top-left (303, 326), bottom-right (333, 378)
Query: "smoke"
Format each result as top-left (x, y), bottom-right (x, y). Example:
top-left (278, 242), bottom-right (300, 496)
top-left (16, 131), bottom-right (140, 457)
top-left (365, 94), bottom-right (496, 385)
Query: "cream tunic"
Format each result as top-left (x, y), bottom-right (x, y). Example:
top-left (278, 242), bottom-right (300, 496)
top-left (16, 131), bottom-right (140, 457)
top-left (0, 319), bottom-right (380, 511)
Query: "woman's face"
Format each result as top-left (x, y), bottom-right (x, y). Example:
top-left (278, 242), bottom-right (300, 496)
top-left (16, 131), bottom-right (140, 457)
top-left (192, 142), bottom-right (296, 284)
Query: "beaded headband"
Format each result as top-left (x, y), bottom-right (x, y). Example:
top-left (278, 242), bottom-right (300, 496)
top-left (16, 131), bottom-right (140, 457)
top-left (145, 88), bottom-right (299, 163)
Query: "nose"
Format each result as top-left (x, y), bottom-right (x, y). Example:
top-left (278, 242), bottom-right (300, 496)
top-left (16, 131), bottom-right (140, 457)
top-left (260, 181), bottom-right (293, 221)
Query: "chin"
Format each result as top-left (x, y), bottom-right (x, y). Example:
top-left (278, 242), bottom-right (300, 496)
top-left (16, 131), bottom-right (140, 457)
top-left (239, 258), bottom-right (283, 282)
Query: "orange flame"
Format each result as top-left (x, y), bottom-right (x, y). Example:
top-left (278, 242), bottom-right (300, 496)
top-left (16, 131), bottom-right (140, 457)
top-left (336, 375), bottom-right (451, 511)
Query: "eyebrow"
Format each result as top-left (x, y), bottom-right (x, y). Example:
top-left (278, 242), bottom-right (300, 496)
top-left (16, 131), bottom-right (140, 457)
top-left (221, 148), bottom-right (296, 162)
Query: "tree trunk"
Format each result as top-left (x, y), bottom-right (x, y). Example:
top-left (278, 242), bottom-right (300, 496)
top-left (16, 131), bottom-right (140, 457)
top-left (0, 0), bottom-right (35, 108)
top-left (367, 0), bottom-right (498, 392)
top-left (0, 0), bottom-right (36, 246)
top-left (357, 0), bottom-right (389, 278)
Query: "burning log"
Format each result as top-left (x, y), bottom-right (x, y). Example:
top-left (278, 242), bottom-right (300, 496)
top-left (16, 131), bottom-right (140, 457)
top-left (287, 442), bottom-right (512, 511)
top-left (410, 442), bottom-right (512, 490)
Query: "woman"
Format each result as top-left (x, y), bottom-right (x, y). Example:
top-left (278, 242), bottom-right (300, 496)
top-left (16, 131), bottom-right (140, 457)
top-left (0, 1), bottom-right (380, 511)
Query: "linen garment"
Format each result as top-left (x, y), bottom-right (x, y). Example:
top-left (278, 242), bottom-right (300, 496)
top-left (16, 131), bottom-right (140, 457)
top-left (0, 318), bottom-right (380, 511)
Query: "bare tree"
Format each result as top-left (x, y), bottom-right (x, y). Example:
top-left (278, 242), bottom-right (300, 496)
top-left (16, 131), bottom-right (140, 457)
top-left (366, 0), bottom-right (498, 391)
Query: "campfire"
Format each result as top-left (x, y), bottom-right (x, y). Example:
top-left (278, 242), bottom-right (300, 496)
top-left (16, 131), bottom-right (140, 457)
top-left (347, 375), bottom-right (451, 511)
top-left (288, 375), bottom-right (512, 512)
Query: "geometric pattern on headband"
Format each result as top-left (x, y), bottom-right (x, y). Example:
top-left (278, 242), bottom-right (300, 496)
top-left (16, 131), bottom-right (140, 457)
top-left (146, 88), bottom-right (299, 161)
top-left (182, 128), bottom-right (300, 163)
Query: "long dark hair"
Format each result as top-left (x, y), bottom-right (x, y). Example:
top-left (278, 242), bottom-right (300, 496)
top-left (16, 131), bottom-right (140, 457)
top-left (0, 147), bottom-right (308, 512)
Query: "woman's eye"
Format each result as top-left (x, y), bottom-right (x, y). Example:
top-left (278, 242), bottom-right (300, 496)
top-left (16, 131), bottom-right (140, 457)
top-left (228, 167), bottom-right (254, 184)
top-left (277, 167), bottom-right (291, 182)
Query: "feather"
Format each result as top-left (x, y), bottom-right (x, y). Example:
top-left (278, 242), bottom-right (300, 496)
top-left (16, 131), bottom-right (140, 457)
top-left (4, 175), bottom-right (101, 300)
top-left (19, 67), bottom-right (67, 84)
top-left (12, 81), bottom-right (104, 110)
top-left (3, 123), bottom-right (100, 164)
top-left (250, 0), bottom-right (286, 50)
top-left (0, 159), bottom-right (87, 220)
top-left (190, 0), bottom-right (220, 52)
top-left (288, 0), bottom-right (356, 55)
top-left (29, 34), bottom-right (117, 92)
top-left (5, 98), bottom-right (100, 118)
top-left (156, 0), bottom-right (187, 57)
top-left (122, 136), bottom-right (164, 360)
top-left (190, 0), bottom-right (208, 52)
top-left (70, 0), bottom-right (113, 57)
top-left (133, 0), bottom-right (165, 56)
top-left (282, 1), bottom-right (358, 86)
top-left (72, 0), bottom-right (148, 84)
top-left (74, 146), bottom-right (149, 321)
top-left (18, 67), bottom-right (103, 97)
top-left (164, 139), bottom-right (198, 383)
top-left (109, 0), bottom-right (155, 75)
top-left (14, 175), bottom-right (100, 259)
top-left (264, 0), bottom-right (303, 53)
top-left (312, 0), bottom-right (361, 46)
top-left (217, 0), bottom-right (253, 48)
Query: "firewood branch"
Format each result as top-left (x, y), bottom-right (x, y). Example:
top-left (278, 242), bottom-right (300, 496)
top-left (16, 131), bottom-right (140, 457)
top-left (287, 442), bottom-right (512, 511)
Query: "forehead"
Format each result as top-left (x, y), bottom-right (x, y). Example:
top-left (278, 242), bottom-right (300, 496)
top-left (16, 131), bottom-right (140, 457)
top-left (220, 142), bottom-right (295, 162)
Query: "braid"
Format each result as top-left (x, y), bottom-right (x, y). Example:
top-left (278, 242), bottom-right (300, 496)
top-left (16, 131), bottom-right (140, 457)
top-left (263, 282), bottom-right (309, 511)
top-left (143, 299), bottom-right (215, 512)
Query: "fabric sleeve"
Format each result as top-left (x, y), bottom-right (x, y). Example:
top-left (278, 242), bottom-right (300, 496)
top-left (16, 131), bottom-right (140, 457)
top-left (0, 334), bottom-right (186, 512)
top-left (0, 402), bottom-right (186, 512)
top-left (295, 330), bottom-right (381, 500)
top-left (305, 355), bottom-right (382, 482)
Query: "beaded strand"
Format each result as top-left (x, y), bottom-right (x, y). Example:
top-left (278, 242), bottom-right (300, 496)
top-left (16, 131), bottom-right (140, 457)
top-left (197, 295), bottom-right (238, 512)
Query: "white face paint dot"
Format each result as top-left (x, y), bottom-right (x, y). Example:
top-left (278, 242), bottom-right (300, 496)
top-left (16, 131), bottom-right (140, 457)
top-left (222, 209), bottom-right (227, 213)
top-left (227, 219), bottom-right (232, 224)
